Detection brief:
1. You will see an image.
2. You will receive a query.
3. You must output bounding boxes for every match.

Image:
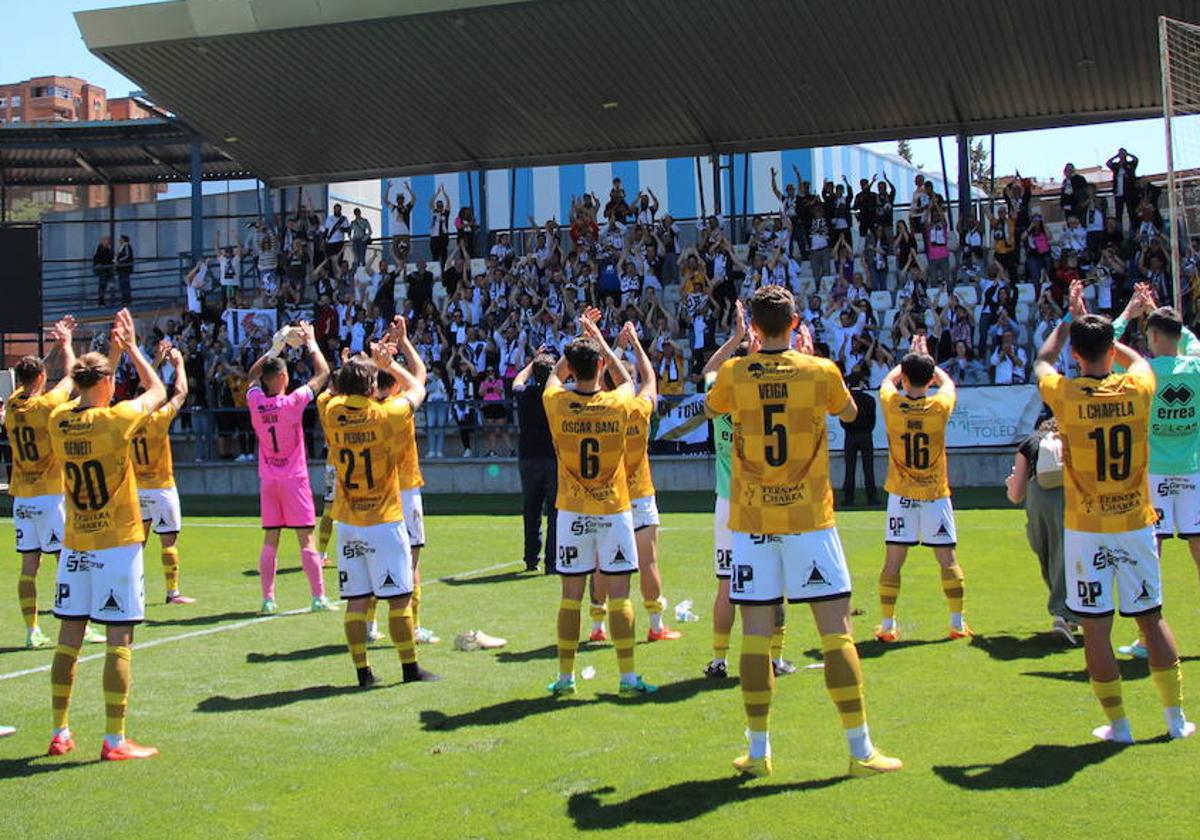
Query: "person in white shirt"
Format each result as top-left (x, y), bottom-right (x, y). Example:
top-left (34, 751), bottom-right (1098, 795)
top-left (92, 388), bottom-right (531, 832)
top-left (323, 203), bottom-right (351, 265)
top-left (388, 181), bottom-right (416, 261)
top-left (429, 185), bottom-right (452, 267)
top-left (990, 331), bottom-right (1027, 384)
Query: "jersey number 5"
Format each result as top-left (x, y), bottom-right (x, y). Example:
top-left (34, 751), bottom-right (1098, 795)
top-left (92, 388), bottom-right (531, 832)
top-left (763, 404), bottom-right (788, 467)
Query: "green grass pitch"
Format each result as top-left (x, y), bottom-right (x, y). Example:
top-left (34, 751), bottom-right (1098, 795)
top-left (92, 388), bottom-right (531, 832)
top-left (1, 506), bottom-right (1197, 839)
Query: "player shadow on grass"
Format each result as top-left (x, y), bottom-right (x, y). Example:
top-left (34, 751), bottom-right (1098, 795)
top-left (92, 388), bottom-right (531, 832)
top-left (420, 677), bottom-right (738, 731)
top-left (933, 739), bottom-right (1135, 790)
top-left (145, 610), bottom-right (260, 628)
top-left (246, 644), bottom-right (347, 664)
top-left (567, 775), bottom-right (847, 829)
top-left (797, 636), bottom-right (953, 662)
top-left (195, 684), bottom-right (362, 713)
top-left (437, 570), bottom-right (530, 587)
top-left (0, 755), bottom-right (100, 779)
top-left (240, 566), bottom-right (304, 577)
top-left (494, 640), bottom-right (612, 664)
top-left (1022, 654), bottom-right (1200, 684)
top-left (968, 633), bottom-right (1077, 662)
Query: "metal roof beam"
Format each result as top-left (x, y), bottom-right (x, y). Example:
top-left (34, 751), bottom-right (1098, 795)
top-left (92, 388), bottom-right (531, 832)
top-left (136, 144), bottom-right (188, 178)
top-left (72, 149), bottom-right (110, 184)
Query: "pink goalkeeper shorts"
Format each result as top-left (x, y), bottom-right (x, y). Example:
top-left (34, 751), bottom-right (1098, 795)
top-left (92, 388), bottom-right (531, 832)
top-left (260, 476), bottom-right (316, 530)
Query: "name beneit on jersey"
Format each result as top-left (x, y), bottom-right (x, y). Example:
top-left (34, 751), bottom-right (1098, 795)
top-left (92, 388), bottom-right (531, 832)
top-left (1076, 401), bottom-right (1135, 420)
top-left (63, 440), bottom-right (93, 456)
top-left (561, 420), bottom-right (620, 434)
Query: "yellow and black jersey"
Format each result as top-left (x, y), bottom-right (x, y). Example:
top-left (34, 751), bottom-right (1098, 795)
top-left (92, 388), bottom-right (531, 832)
top-left (131, 403), bottom-right (177, 490)
top-left (544, 385), bottom-right (635, 515)
top-left (705, 349), bottom-right (850, 534)
top-left (880, 383), bottom-right (954, 500)
top-left (320, 393), bottom-right (413, 526)
top-left (47, 399), bottom-right (149, 550)
top-left (624, 395), bottom-right (655, 500)
top-left (4, 387), bottom-right (71, 497)
top-left (396, 404), bottom-right (424, 491)
top-left (1039, 370), bottom-right (1156, 533)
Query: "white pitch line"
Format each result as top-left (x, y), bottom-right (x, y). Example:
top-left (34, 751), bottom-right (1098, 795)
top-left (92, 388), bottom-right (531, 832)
top-left (0, 559), bottom-right (525, 683)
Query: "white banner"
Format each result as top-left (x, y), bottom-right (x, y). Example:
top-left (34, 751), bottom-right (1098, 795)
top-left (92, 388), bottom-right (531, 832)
top-left (223, 308), bottom-right (278, 347)
top-left (826, 384), bottom-right (1043, 450)
top-left (654, 393), bottom-right (710, 445)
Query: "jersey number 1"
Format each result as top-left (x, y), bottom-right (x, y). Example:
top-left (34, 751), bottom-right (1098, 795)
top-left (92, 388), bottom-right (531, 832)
top-left (1088, 424), bottom-right (1132, 481)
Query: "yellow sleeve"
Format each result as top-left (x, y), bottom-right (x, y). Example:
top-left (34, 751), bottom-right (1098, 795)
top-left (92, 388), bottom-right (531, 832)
top-left (705, 360), bottom-right (735, 414)
top-left (112, 399), bottom-right (151, 440)
top-left (823, 360), bottom-right (852, 415)
top-left (1038, 372), bottom-right (1064, 414)
top-left (44, 389), bottom-right (72, 410)
top-left (933, 389), bottom-right (957, 415)
top-left (879, 377), bottom-right (898, 409)
top-left (384, 395), bottom-right (414, 435)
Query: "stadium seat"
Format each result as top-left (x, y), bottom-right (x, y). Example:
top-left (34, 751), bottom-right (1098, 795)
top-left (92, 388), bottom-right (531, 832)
top-left (882, 308), bottom-right (898, 332)
top-left (1016, 303), bottom-right (1032, 323)
top-left (952, 286), bottom-right (978, 306)
top-left (1016, 283), bottom-right (1036, 304)
top-left (470, 258), bottom-right (486, 276)
top-left (869, 290), bottom-right (893, 311)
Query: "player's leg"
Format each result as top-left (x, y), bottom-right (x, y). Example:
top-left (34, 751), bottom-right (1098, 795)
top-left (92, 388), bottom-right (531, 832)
top-left (344, 597), bottom-right (376, 686)
top-left (876, 544), bottom-right (908, 641)
top-left (553, 572), bottom-right (588, 695)
top-left (932, 546), bottom-right (969, 637)
top-left (1136, 608), bottom-right (1194, 738)
top-left (295, 528), bottom-right (333, 610)
top-left (405, 490), bottom-right (436, 644)
top-left (48, 618), bottom-right (86, 755)
top-left (771, 604), bottom-right (794, 676)
top-left (707, 577), bottom-right (734, 677)
top-left (157, 489), bottom-right (191, 604)
top-left (636, 499), bottom-right (680, 640)
top-left (1187, 537), bottom-right (1200, 589)
top-left (259, 527), bottom-right (282, 613)
top-left (371, 520), bottom-right (436, 683)
top-left (97, 545), bottom-right (156, 760)
top-left (100, 623), bottom-right (156, 760)
top-left (1080, 614), bottom-right (1132, 743)
top-left (600, 511), bottom-right (653, 694)
top-left (729, 532), bottom-right (782, 775)
top-left (18, 550), bottom-right (47, 647)
top-left (588, 573), bottom-right (608, 643)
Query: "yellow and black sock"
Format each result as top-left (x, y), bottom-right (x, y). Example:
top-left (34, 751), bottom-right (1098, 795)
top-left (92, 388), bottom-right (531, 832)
top-left (712, 631), bottom-right (730, 662)
top-left (366, 597), bottom-right (379, 628)
top-left (770, 623), bottom-right (787, 663)
top-left (589, 600), bottom-right (607, 631)
top-left (644, 597), bottom-right (664, 632)
top-left (18, 574), bottom-right (37, 630)
top-left (822, 633), bottom-right (873, 760)
top-left (608, 597), bottom-right (636, 676)
top-left (317, 513), bottom-right (334, 556)
top-left (411, 583), bottom-right (422, 630)
top-left (1091, 677), bottom-right (1126, 722)
top-left (557, 597), bottom-right (582, 676)
top-left (102, 645), bottom-right (132, 740)
top-left (50, 643), bottom-right (80, 731)
top-left (879, 572), bottom-right (901, 625)
top-left (161, 546), bottom-right (180, 594)
top-left (389, 603), bottom-right (417, 664)
top-left (1151, 660), bottom-right (1184, 708)
top-left (740, 634), bottom-right (774, 753)
top-left (940, 564), bottom-right (965, 617)
top-left (344, 611), bottom-right (369, 669)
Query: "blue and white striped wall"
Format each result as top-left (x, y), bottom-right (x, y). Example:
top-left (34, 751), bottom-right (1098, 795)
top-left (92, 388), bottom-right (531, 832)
top-left (382, 145), bottom-right (962, 238)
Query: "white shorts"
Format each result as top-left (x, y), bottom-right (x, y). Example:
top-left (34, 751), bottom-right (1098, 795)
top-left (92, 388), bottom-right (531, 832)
top-left (729, 527), bottom-right (852, 605)
top-left (885, 494), bottom-right (957, 546)
top-left (1065, 526), bottom-right (1162, 617)
top-left (1150, 473), bottom-right (1200, 539)
top-left (714, 496), bottom-right (733, 579)
top-left (402, 487), bottom-right (426, 548)
top-left (631, 495), bottom-right (661, 531)
top-left (336, 520), bottom-right (414, 600)
top-left (13, 494), bottom-right (65, 554)
top-left (138, 488), bottom-right (182, 534)
top-left (555, 510), bottom-right (638, 576)
top-left (323, 464), bottom-right (337, 504)
top-left (53, 543), bottom-right (145, 625)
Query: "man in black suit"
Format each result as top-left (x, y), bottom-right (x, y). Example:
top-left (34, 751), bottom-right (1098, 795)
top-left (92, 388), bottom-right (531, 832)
top-left (841, 371), bottom-right (878, 507)
top-left (514, 353), bottom-right (558, 573)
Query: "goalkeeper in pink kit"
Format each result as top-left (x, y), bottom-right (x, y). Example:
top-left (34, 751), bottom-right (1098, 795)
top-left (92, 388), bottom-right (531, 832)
top-left (246, 322), bottom-right (334, 613)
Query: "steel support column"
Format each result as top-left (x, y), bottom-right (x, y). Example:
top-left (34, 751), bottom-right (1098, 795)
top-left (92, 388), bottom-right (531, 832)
top-left (190, 139), bottom-right (204, 263)
top-left (956, 132), bottom-right (972, 228)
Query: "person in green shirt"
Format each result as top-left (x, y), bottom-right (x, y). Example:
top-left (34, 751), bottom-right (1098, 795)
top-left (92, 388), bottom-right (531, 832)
top-left (1107, 283), bottom-right (1200, 659)
top-left (700, 302), bottom-right (794, 679)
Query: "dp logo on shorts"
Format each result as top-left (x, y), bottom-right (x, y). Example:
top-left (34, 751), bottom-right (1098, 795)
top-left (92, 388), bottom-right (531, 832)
top-left (558, 546), bottom-right (578, 567)
top-left (731, 565), bottom-right (754, 594)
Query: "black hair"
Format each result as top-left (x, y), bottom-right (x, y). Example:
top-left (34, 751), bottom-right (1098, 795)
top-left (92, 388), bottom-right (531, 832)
top-left (1146, 306), bottom-right (1183, 340)
top-left (900, 352), bottom-right (936, 387)
top-left (1069, 314), bottom-right (1115, 363)
top-left (14, 355), bottom-right (45, 388)
top-left (564, 338), bottom-right (601, 381)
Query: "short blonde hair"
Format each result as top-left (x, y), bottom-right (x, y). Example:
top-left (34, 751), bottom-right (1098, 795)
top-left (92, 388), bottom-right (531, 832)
top-left (72, 352), bottom-right (113, 389)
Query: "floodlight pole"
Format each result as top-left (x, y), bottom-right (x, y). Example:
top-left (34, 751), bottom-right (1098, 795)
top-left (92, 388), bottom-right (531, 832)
top-left (696, 157), bottom-right (707, 219)
top-left (957, 131), bottom-right (971, 228)
top-left (1160, 15), bottom-right (1183, 311)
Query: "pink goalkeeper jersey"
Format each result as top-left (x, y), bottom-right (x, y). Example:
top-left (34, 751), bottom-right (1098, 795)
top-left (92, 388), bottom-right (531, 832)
top-left (247, 384), bottom-right (314, 481)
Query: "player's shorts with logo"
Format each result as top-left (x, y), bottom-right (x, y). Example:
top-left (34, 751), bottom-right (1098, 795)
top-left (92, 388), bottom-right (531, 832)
top-left (53, 543), bottom-right (146, 624)
top-left (728, 527), bottom-right (852, 605)
top-left (555, 510), bottom-right (638, 576)
top-left (1065, 526), bottom-right (1162, 617)
top-left (401, 487), bottom-right (425, 548)
top-left (323, 464), bottom-right (337, 504)
top-left (12, 493), bottom-right (65, 553)
top-left (260, 476), bottom-right (316, 529)
top-left (335, 520), bottom-right (414, 599)
top-left (137, 488), bottom-right (182, 534)
top-left (885, 494), bottom-right (957, 546)
top-left (1149, 472), bottom-right (1200, 538)
top-left (713, 496), bottom-right (733, 579)
top-left (631, 495), bottom-right (661, 531)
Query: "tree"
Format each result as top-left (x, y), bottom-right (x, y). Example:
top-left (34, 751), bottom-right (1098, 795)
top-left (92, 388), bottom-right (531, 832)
top-left (968, 137), bottom-right (992, 193)
top-left (6, 198), bottom-right (53, 222)
top-left (897, 139), bottom-right (914, 164)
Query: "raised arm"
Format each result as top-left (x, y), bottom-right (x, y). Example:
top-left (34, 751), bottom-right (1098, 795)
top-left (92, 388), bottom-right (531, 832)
top-left (580, 309), bottom-right (631, 393)
top-left (48, 316), bottom-right (78, 395)
top-left (165, 345), bottom-right (189, 412)
top-left (371, 340), bottom-right (425, 409)
top-left (113, 309), bottom-right (166, 413)
top-left (622, 321), bottom-right (656, 402)
top-left (299, 321), bottom-right (331, 393)
top-left (386, 315), bottom-right (426, 384)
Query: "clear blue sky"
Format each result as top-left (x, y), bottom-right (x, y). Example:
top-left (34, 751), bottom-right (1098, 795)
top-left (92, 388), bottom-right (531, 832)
top-left (1, 1), bottom-right (1172, 181)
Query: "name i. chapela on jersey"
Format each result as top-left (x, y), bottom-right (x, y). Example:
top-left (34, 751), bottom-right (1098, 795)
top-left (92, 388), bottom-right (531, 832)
top-left (1076, 400), bottom-right (1136, 420)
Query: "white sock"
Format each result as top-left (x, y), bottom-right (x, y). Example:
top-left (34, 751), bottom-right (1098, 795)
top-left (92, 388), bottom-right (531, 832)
top-left (1166, 707), bottom-right (1190, 735)
top-left (880, 617), bottom-right (896, 632)
top-left (950, 612), bottom-right (965, 631)
top-left (846, 724), bottom-right (874, 761)
top-left (748, 730), bottom-right (771, 760)
top-left (367, 621), bottom-right (378, 636)
top-left (591, 620), bottom-right (605, 633)
top-left (649, 611), bottom-right (664, 632)
top-left (1097, 717), bottom-right (1133, 743)
top-left (711, 657), bottom-right (726, 666)
top-left (103, 734), bottom-right (124, 749)
top-left (773, 657), bottom-right (785, 667)
top-left (166, 589), bottom-right (179, 598)
top-left (52, 726), bottom-right (71, 739)
top-left (558, 673), bottom-right (574, 683)
top-left (619, 672), bottom-right (638, 687)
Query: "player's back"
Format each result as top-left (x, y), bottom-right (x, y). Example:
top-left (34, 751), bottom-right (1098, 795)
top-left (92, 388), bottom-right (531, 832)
top-left (320, 393), bottom-right (412, 526)
top-left (623, 395), bottom-right (655, 499)
top-left (544, 385), bottom-right (634, 515)
top-left (5, 387), bottom-right (71, 497)
top-left (1147, 354), bottom-right (1200, 475)
top-left (131, 404), bottom-right (177, 489)
top-left (705, 349), bottom-right (850, 533)
top-left (396, 406), bottom-right (424, 491)
top-left (47, 400), bottom-right (147, 550)
top-left (1040, 370), bottom-right (1155, 533)
top-left (879, 385), bottom-right (955, 500)
top-left (247, 385), bottom-right (312, 481)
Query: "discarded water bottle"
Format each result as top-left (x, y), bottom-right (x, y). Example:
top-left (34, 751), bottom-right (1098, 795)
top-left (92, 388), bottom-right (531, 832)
top-left (581, 665), bottom-right (596, 680)
top-left (674, 599), bottom-right (699, 622)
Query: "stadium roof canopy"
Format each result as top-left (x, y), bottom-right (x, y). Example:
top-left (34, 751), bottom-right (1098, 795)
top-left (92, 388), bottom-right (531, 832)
top-left (76, 0), bottom-right (1200, 187)
top-left (0, 118), bottom-right (252, 186)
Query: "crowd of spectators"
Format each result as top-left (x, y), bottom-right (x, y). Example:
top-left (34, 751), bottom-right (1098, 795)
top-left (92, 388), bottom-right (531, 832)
top-left (85, 146), bottom-right (1193, 460)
